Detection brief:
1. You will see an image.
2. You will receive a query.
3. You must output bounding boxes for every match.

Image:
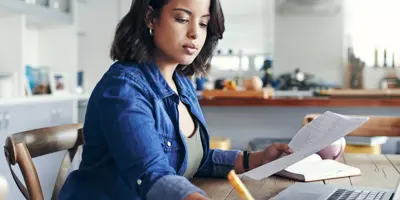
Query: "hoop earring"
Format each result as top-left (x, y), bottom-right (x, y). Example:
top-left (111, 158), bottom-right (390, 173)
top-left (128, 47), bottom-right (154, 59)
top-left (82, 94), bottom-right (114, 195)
top-left (149, 28), bottom-right (153, 36)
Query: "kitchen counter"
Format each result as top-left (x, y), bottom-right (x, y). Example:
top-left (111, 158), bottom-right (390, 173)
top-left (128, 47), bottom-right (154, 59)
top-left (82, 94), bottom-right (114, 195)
top-left (199, 97), bottom-right (400, 107)
top-left (0, 93), bottom-right (91, 106)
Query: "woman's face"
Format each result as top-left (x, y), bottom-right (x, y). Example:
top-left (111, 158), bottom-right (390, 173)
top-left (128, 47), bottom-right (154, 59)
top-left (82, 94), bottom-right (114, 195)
top-left (151, 0), bottom-right (211, 66)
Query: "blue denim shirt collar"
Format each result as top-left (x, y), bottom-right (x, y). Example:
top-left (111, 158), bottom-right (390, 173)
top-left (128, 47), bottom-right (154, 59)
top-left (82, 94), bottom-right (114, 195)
top-left (140, 59), bottom-right (195, 101)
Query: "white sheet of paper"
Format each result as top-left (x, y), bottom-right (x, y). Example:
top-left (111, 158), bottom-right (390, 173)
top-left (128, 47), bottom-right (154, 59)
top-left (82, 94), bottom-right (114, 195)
top-left (242, 111), bottom-right (369, 180)
top-left (289, 111), bottom-right (369, 152)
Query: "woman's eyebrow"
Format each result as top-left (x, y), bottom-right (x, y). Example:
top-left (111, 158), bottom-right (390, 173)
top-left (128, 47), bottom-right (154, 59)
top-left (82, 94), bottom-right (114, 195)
top-left (172, 8), bottom-right (210, 17)
top-left (172, 8), bottom-right (192, 15)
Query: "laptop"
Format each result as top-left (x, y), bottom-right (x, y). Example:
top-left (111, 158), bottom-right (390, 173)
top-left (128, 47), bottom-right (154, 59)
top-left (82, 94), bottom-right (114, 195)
top-left (271, 179), bottom-right (400, 200)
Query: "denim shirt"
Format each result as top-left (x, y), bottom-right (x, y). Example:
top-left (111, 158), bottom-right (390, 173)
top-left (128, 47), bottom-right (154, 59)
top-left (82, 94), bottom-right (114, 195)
top-left (58, 60), bottom-right (241, 200)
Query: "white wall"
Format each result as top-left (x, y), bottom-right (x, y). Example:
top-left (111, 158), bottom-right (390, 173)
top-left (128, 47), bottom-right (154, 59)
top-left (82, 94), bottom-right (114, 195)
top-left (24, 29), bottom-right (39, 66)
top-left (218, 0), bottom-right (274, 55)
top-left (206, 0), bottom-right (275, 81)
top-left (39, 26), bottom-right (78, 94)
top-left (273, 7), bottom-right (345, 85)
top-left (77, 0), bottom-right (123, 93)
top-left (0, 15), bottom-right (25, 97)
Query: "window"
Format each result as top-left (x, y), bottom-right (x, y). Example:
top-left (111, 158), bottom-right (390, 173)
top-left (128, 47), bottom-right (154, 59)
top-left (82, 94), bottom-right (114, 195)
top-left (254, 56), bottom-right (268, 70)
top-left (345, 0), bottom-right (400, 67)
top-left (210, 56), bottom-right (249, 71)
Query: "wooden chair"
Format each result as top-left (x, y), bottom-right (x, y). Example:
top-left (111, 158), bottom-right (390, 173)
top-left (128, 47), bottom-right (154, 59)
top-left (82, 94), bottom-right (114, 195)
top-left (303, 114), bottom-right (400, 154)
top-left (4, 124), bottom-right (84, 200)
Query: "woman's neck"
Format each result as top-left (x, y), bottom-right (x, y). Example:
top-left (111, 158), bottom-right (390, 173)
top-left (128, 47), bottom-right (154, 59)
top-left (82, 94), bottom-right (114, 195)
top-left (154, 54), bottom-right (179, 92)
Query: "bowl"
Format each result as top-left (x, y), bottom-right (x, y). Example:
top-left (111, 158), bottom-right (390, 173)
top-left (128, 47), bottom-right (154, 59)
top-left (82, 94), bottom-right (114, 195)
top-left (317, 137), bottom-right (346, 160)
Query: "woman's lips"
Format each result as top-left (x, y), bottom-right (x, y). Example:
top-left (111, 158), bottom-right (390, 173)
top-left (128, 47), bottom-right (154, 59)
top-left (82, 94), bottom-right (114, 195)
top-left (182, 44), bottom-right (197, 55)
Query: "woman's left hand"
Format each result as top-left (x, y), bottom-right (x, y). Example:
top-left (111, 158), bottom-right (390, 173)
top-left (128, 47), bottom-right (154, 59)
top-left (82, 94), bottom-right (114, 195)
top-left (235, 143), bottom-right (294, 173)
top-left (260, 143), bottom-right (293, 165)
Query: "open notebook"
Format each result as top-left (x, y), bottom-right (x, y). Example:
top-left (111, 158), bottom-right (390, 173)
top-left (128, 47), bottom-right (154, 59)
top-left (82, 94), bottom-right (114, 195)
top-left (242, 111), bottom-right (368, 181)
top-left (275, 154), bottom-right (361, 182)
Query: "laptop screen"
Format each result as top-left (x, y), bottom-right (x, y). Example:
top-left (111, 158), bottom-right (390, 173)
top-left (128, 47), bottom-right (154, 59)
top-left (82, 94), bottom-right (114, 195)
top-left (392, 179), bottom-right (400, 200)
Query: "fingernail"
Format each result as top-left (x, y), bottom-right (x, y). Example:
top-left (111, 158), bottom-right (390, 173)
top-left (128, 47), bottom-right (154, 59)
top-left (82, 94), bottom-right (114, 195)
top-left (288, 149), bottom-right (293, 153)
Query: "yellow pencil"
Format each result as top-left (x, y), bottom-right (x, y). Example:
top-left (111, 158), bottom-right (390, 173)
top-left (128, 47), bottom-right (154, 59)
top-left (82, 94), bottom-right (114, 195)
top-left (227, 170), bottom-right (255, 200)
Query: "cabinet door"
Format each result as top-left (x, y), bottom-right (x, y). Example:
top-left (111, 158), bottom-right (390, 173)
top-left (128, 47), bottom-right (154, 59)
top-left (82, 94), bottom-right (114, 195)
top-left (78, 99), bottom-right (88, 123)
top-left (50, 100), bottom-right (74, 126)
top-left (5, 105), bottom-right (31, 133)
top-left (0, 105), bottom-right (37, 200)
top-left (0, 102), bottom-right (72, 200)
top-left (13, 103), bottom-right (51, 131)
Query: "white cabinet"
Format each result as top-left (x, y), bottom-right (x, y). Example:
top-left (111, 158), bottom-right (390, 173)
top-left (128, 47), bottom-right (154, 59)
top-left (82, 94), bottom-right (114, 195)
top-left (0, 100), bottom-right (74, 200)
top-left (50, 100), bottom-right (74, 125)
top-left (0, 0), bottom-right (78, 97)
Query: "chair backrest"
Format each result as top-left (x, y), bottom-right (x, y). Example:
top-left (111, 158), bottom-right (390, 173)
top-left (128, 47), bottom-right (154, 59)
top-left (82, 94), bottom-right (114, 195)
top-left (303, 114), bottom-right (400, 137)
top-left (4, 124), bottom-right (84, 200)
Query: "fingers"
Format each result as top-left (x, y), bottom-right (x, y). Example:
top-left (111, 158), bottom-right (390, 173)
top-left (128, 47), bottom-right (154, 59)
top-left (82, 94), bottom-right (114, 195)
top-left (272, 143), bottom-right (293, 154)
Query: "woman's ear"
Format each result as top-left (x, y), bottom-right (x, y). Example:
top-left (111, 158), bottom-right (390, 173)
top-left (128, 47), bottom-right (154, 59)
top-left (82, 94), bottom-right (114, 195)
top-left (145, 6), bottom-right (155, 29)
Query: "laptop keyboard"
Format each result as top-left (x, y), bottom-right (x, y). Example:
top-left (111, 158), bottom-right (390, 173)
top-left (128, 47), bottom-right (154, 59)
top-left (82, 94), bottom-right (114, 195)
top-left (327, 189), bottom-right (386, 200)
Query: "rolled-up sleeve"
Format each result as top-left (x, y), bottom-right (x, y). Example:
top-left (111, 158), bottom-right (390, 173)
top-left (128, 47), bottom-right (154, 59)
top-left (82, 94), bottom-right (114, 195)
top-left (195, 148), bottom-right (241, 178)
top-left (98, 73), bottom-right (206, 200)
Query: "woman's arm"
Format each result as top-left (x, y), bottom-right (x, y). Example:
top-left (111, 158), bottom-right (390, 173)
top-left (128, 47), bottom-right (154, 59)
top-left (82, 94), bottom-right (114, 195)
top-left (194, 148), bottom-right (241, 178)
top-left (233, 151), bottom-right (263, 174)
top-left (234, 143), bottom-right (292, 174)
top-left (195, 144), bottom-right (291, 178)
top-left (98, 74), bottom-right (206, 200)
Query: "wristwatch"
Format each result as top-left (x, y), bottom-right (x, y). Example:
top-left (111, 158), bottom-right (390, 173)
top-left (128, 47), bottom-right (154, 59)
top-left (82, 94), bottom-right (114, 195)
top-left (243, 150), bottom-right (250, 171)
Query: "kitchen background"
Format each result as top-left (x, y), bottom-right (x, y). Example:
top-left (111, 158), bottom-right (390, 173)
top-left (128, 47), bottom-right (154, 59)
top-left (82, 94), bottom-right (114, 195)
top-left (1, 0), bottom-right (400, 98)
top-left (1, 0), bottom-right (400, 199)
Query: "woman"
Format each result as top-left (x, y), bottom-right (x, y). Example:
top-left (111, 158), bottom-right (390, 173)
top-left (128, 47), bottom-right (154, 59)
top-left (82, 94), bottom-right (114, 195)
top-left (58, 0), bottom-right (292, 199)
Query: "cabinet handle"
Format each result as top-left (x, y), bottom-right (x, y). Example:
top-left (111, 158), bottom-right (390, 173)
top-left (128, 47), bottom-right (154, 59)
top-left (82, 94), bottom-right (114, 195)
top-left (4, 112), bottom-right (10, 129)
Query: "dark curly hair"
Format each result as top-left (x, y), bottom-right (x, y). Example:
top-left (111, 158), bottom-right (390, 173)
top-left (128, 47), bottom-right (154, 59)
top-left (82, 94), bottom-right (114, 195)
top-left (110, 0), bottom-right (225, 76)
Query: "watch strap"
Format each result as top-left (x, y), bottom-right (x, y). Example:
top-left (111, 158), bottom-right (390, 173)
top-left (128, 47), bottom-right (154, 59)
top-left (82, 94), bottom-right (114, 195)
top-left (243, 150), bottom-right (250, 171)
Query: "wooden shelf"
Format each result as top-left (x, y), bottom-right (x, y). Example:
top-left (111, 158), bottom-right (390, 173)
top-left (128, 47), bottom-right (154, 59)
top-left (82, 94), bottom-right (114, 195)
top-left (0, 0), bottom-right (73, 29)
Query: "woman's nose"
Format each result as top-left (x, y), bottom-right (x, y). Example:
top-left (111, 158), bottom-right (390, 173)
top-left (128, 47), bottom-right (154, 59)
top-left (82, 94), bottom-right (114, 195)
top-left (187, 24), bottom-right (198, 40)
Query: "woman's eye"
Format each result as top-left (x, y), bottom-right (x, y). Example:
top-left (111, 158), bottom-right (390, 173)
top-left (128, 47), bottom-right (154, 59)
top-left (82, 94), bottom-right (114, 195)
top-left (176, 18), bottom-right (189, 23)
top-left (200, 23), bottom-right (208, 28)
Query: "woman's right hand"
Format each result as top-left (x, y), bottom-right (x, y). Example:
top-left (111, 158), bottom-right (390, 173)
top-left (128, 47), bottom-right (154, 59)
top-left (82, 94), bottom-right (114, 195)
top-left (185, 192), bottom-right (210, 200)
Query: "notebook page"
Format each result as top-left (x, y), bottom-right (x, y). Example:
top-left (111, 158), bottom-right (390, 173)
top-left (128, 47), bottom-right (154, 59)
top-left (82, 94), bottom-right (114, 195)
top-left (284, 159), bottom-right (361, 180)
top-left (242, 111), bottom-right (368, 180)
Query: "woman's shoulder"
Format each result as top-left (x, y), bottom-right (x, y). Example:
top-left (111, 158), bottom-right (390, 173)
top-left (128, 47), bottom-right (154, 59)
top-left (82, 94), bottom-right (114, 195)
top-left (93, 61), bottom-right (154, 97)
top-left (106, 61), bottom-right (146, 81)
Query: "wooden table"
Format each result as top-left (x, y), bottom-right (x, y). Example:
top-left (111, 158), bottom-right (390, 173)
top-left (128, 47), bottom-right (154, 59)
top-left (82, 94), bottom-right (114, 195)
top-left (191, 154), bottom-right (400, 200)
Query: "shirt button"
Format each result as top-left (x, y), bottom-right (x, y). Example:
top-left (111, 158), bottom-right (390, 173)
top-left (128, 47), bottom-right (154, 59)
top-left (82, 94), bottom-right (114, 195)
top-left (167, 141), bottom-right (171, 147)
top-left (137, 179), bottom-right (142, 185)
